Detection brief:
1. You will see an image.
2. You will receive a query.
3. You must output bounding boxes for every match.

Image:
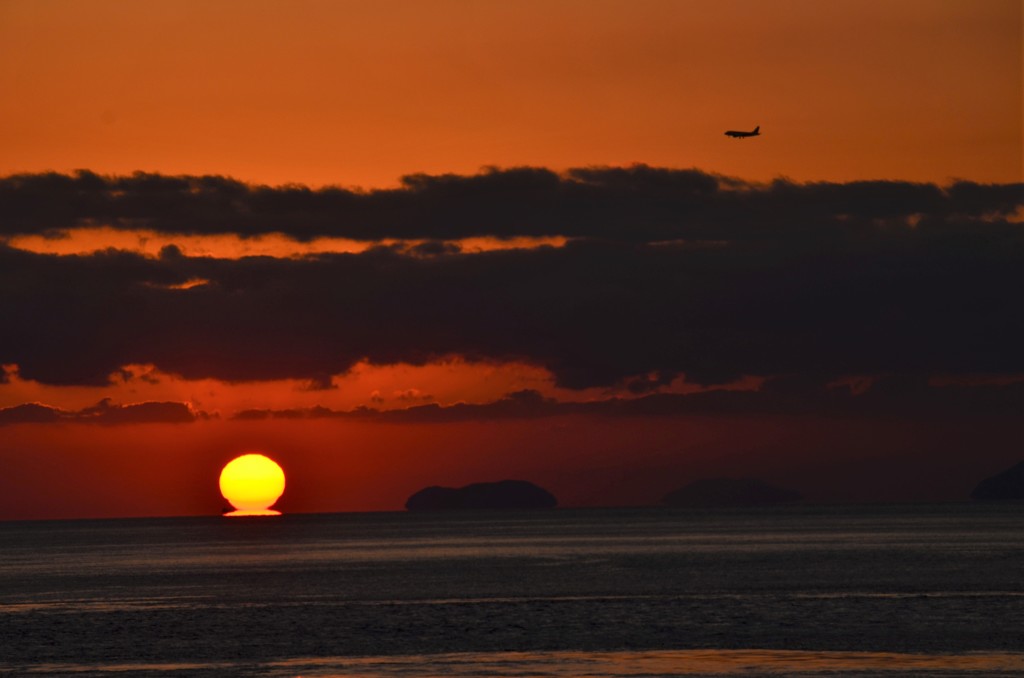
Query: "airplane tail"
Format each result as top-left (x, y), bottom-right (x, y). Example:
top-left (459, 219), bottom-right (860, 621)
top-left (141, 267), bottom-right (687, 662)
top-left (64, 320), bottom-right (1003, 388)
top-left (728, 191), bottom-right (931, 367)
top-left (753, 125), bottom-right (760, 134)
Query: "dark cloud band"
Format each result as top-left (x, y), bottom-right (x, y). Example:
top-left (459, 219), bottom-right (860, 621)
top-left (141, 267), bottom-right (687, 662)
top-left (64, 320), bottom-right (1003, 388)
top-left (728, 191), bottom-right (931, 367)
top-left (1, 167), bottom-right (1020, 242)
top-left (5, 375), bottom-right (1017, 427)
top-left (0, 399), bottom-right (204, 426)
top-left (232, 378), bottom-right (1024, 424)
top-left (1, 203), bottom-right (1020, 389)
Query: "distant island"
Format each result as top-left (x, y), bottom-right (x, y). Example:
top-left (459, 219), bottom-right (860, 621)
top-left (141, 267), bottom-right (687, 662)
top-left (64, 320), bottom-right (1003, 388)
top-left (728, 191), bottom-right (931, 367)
top-left (662, 478), bottom-right (803, 508)
top-left (405, 479), bottom-right (558, 511)
top-left (970, 461), bottom-right (1024, 502)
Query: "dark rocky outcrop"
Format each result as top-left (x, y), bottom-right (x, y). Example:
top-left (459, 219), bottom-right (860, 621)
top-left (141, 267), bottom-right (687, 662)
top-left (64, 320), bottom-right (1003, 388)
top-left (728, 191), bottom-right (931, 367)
top-left (405, 480), bottom-right (557, 511)
top-left (662, 478), bottom-right (803, 508)
top-left (970, 461), bottom-right (1024, 502)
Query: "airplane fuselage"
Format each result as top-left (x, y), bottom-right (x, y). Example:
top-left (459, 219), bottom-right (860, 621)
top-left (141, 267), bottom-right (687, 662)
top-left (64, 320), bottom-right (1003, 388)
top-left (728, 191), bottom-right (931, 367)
top-left (725, 126), bottom-right (760, 138)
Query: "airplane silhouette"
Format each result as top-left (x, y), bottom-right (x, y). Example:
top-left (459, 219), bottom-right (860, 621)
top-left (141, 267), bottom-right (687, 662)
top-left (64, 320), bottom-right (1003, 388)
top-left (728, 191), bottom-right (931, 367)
top-left (725, 125), bottom-right (760, 138)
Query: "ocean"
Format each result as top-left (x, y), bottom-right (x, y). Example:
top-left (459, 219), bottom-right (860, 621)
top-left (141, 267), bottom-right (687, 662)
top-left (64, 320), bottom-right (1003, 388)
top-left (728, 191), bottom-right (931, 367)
top-left (0, 504), bottom-right (1021, 676)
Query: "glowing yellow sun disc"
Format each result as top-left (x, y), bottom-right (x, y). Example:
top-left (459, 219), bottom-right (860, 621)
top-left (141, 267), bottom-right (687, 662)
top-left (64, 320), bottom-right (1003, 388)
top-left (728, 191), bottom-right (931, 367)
top-left (219, 453), bottom-right (285, 516)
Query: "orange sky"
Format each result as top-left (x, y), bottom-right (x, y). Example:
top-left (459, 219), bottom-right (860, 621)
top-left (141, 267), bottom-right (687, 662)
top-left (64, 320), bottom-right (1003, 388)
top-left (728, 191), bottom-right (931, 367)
top-left (1, 0), bottom-right (1020, 188)
top-left (1, 1), bottom-right (1021, 521)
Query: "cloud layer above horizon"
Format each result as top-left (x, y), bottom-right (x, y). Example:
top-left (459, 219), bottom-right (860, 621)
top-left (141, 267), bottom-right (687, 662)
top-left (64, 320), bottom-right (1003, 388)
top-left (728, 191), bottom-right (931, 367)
top-left (1, 166), bottom-right (1021, 391)
top-left (2, 166), bottom-right (1022, 242)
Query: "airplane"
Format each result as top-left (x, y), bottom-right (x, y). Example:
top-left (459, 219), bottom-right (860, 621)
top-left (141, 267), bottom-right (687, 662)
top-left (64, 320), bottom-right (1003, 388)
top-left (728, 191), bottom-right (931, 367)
top-left (724, 125), bottom-right (760, 138)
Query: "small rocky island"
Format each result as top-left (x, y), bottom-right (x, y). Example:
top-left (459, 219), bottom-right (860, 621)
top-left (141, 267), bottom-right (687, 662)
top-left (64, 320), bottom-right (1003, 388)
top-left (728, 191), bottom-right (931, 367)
top-left (970, 461), bottom-right (1024, 502)
top-left (662, 478), bottom-right (803, 508)
top-left (405, 479), bottom-right (558, 511)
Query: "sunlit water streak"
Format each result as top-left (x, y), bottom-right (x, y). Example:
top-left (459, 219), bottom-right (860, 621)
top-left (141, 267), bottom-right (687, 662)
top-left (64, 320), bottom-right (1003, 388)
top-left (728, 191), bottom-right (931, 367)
top-left (17, 649), bottom-right (1024, 677)
top-left (1, 505), bottom-right (1021, 676)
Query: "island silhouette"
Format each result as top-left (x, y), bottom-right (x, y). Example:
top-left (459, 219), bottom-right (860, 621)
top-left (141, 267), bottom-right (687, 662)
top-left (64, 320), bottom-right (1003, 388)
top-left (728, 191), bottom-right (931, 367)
top-left (662, 478), bottom-right (803, 508)
top-left (970, 461), bottom-right (1024, 501)
top-left (405, 479), bottom-right (557, 511)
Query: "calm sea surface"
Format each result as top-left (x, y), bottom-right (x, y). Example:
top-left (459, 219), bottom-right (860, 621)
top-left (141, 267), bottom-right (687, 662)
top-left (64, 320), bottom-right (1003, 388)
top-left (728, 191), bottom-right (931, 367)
top-left (0, 504), bottom-right (1021, 677)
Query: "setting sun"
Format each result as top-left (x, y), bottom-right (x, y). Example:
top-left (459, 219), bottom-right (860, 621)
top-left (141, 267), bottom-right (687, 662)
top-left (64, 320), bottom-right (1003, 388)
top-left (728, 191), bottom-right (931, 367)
top-left (219, 454), bottom-right (285, 517)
